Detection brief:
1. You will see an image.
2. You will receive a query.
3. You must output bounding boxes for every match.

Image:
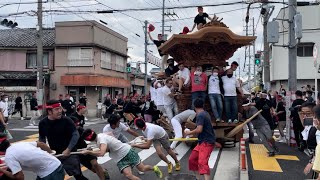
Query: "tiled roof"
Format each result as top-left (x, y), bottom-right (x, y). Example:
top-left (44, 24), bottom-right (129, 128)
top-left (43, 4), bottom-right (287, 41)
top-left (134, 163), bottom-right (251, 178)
top-left (0, 71), bottom-right (37, 80)
top-left (0, 28), bottom-right (55, 48)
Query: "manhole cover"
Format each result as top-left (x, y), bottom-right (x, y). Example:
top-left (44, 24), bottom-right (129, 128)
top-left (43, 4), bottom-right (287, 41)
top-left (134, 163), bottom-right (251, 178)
top-left (165, 173), bottom-right (196, 180)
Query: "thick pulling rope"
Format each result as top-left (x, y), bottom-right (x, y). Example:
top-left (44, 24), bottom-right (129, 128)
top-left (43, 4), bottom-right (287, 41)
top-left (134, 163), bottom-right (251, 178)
top-left (169, 138), bottom-right (198, 142)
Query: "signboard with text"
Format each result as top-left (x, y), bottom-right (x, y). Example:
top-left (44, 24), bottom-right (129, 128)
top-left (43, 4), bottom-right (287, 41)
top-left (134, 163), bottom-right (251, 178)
top-left (147, 53), bottom-right (161, 67)
top-left (314, 44), bottom-right (318, 67)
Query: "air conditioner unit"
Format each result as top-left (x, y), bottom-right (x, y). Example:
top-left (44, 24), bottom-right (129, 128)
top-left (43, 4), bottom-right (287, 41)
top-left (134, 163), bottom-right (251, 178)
top-left (50, 83), bottom-right (57, 90)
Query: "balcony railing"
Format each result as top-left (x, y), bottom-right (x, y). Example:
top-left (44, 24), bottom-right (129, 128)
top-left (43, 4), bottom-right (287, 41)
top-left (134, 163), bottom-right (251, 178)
top-left (68, 59), bottom-right (94, 67)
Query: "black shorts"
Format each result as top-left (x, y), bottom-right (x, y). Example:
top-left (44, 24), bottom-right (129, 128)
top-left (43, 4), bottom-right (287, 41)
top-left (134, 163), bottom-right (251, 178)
top-left (58, 155), bottom-right (82, 176)
top-left (78, 154), bottom-right (97, 170)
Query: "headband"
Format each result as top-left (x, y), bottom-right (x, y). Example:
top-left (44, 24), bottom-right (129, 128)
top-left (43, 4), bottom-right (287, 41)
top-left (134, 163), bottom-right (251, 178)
top-left (85, 131), bottom-right (95, 141)
top-left (46, 103), bottom-right (61, 109)
top-left (0, 137), bottom-right (6, 143)
top-left (134, 118), bottom-right (145, 128)
top-left (77, 105), bottom-right (86, 109)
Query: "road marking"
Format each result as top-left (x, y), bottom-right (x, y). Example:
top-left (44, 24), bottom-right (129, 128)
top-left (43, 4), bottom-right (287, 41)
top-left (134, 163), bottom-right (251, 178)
top-left (138, 147), bottom-right (156, 161)
top-left (209, 148), bottom-right (220, 169)
top-left (24, 125), bottom-right (38, 129)
top-left (97, 154), bottom-right (111, 164)
top-left (13, 133), bottom-right (39, 143)
top-left (157, 143), bottom-right (190, 166)
top-left (249, 144), bottom-right (299, 172)
top-left (10, 128), bottom-right (38, 132)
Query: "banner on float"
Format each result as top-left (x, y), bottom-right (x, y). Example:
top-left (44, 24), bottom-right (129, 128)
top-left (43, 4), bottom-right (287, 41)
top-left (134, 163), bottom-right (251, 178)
top-left (147, 53), bottom-right (161, 67)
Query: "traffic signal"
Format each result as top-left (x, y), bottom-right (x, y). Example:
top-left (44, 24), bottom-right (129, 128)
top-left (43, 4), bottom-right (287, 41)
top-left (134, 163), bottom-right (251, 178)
top-left (0, 19), bottom-right (18, 28)
top-left (126, 63), bottom-right (131, 73)
top-left (254, 53), bottom-right (261, 65)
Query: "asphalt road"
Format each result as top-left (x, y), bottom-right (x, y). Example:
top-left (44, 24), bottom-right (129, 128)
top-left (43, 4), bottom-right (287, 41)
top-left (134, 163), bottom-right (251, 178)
top-left (6, 117), bottom-right (220, 180)
top-left (246, 136), bottom-right (313, 180)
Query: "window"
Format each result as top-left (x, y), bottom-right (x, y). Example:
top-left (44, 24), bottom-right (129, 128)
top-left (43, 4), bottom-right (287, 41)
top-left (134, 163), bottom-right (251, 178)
top-left (115, 55), bottom-right (125, 72)
top-left (101, 51), bottom-right (112, 69)
top-left (26, 52), bottom-right (49, 68)
top-left (297, 43), bottom-right (314, 57)
top-left (67, 47), bottom-right (93, 66)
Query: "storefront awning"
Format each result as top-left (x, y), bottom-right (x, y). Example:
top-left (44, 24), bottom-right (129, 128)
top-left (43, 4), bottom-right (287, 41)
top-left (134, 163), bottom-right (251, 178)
top-left (61, 75), bottom-right (130, 88)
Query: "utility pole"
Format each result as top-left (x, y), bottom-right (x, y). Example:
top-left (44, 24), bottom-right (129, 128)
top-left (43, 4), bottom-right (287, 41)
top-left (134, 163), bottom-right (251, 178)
top-left (288, 0), bottom-right (297, 92)
top-left (144, 20), bottom-right (148, 95)
top-left (37, 0), bottom-right (44, 113)
top-left (162, 0), bottom-right (165, 36)
top-left (252, 17), bottom-right (256, 87)
top-left (263, 3), bottom-right (270, 91)
top-left (244, 21), bottom-right (248, 80)
top-left (238, 58), bottom-right (241, 78)
top-left (246, 25), bottom-right (251, 92)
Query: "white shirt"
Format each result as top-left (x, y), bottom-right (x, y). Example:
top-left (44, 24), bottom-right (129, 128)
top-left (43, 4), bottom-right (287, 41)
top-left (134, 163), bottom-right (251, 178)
top-left (221, 76), bottom-right (240, 96)
top-left (5, 142), bottom-right (61, 178)
top-left (0, 101), bottom-right (8, 117)
top-left (208, 75), bottom-right (221, 94)
top-left (103, 122), bottom-right (129, 138)
top-left (143, 122), bottom-right (166, 140)
top-left (155, 85), bottom-right (164, 106)
top-left (97, 133), bottom-right (131, 163)
top-left (178, 68), bottom-right (190, 85)
top-left (161, 86), bottom-right (175, 106)
top-left (97, 102), bottom-right (103, 109)
top-left (173, 109), bottom-right (196, 124)
top-left (316, 130), bottom-right (320, 144)
top-left (150, 87), bottom-right (157, 103)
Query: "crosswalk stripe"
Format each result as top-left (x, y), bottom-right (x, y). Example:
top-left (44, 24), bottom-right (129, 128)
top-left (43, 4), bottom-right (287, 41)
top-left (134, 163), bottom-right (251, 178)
top-left (209, 148), bottom-right (220, 169)
top-left (138, 147), bottom-right (156, 161)
top-left (97, 147), bottom-right (157, 165)
top-left (97, 154), bottom-right (111, 164)
top-left (10, 128), bottom-right (38, 132)
top-left (157, 142), bottom-right (190, 166)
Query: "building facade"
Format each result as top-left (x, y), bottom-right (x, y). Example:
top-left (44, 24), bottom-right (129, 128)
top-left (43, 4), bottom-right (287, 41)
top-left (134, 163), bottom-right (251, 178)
top-left (51, 21), bottom-right (130, 117)
top-left (270, 4), bottom-right (320, 91)
top-left (0, 28), bottom-right (55, 117)
top-left (0, 20), bottom-right (154, 117)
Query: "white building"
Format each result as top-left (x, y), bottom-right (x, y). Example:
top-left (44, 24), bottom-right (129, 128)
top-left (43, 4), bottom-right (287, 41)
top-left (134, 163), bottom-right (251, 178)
top-left (270, 4), bottom-right (320, 91)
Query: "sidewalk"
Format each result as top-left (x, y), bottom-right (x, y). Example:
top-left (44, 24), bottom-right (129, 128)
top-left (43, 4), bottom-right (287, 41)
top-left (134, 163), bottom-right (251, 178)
top-left (214, 143), bottom-right (241, 180)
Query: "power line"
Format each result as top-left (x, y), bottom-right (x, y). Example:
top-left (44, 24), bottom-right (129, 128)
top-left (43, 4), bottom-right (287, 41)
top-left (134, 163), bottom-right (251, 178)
top-left (95, 1), bottom-right (286, 13)
top-left (0, 1), bottom-right (48, 9)
top-left (53, 3), bottom-right (100, 9)
top-left (94, 0), bottom-right (143, 22)
top-left (56, 1), bottom-right (144, 45)
top-left (153, 6), bottom-right (250, 23)
top-left (144, 0), bottom-right (159, 8)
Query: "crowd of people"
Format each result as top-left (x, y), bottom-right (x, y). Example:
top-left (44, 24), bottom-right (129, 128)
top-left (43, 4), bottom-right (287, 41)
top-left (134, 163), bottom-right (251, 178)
top-left (0, 92), bottom-right (217, 180)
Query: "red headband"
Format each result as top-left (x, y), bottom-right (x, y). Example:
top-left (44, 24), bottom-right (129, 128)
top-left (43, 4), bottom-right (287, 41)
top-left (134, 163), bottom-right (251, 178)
top-left (134, 118), bottom-right (145, 128)
top-left (0, 137), bottom-right (6, 143)
top-left (45, 103), bottom-right (61, 109)
top-left (85, 131), bottom-right (95, 141)
top-left (78, 105), bottom-right (86, 109)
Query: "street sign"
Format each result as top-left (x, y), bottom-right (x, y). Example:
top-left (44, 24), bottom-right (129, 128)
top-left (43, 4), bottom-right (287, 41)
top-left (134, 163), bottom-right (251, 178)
top-left (314, 44), bottom-right (318, 67)
top-left (314, 44), bottom-right (318, 59)
top-left (147, 52), bottom-right (161, 67)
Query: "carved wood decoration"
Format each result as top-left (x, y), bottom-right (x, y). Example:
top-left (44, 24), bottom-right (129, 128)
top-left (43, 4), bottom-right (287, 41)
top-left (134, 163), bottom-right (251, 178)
top-left (159, 22), bottom-right (256, 128)
top-left (159, 25), bottom-right (256, 67)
